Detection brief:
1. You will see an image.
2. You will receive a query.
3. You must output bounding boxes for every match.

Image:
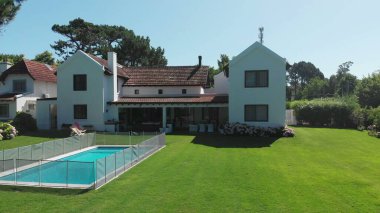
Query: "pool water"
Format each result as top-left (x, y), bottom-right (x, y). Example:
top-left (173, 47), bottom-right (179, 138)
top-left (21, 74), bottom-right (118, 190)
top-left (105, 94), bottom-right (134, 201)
top-left (0, 147), bottom-right (128, 186)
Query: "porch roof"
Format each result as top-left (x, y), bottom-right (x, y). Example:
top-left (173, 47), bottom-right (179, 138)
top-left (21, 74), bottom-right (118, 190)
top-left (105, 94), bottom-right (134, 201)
top-left (110, 94), bottom-right (228, 105)
top-left (0, 93), bottom-right (20, 101)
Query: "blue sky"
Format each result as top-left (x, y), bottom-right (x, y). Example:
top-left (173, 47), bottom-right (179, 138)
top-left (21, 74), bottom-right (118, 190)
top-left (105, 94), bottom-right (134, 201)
top-left (0, 0), bottom-right (379, 78)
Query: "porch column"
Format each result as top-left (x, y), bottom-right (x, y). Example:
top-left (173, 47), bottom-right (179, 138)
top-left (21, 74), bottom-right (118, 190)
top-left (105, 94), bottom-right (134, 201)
top-left (162, 107), bottom-right (167, 131)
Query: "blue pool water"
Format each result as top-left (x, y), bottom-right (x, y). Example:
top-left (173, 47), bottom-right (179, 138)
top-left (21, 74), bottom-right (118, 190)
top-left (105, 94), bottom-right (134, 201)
top-left (0, 147), bottom-right (128, 186)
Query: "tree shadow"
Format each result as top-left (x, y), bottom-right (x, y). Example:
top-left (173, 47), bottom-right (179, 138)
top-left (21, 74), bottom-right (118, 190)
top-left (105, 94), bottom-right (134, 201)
top-left (191, 134), bottom-right (280, 148)
top-left (0, 185), bottom-right (90, 196)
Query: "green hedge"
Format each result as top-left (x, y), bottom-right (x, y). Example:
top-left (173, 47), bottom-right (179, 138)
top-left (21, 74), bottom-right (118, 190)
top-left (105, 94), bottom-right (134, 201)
top-left (290, 98), bottom-right (359, 127)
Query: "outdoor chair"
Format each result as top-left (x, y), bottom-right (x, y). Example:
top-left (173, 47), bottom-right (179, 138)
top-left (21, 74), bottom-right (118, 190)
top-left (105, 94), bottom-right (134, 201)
top-left (189, 124), bottom-right (198, 132)
top-left (199, 124), bottom-right (206, 133)
top-left (207, 124), bottom-right (214, 133)
top-left (70, 127), bottom-right (86, 136)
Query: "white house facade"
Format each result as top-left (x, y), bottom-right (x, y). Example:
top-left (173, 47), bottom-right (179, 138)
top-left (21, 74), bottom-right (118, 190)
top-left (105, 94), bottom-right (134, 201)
top-left (0, 60), bottom-right (57, 120)
top-left (36, 42), bottom-right (288, 132)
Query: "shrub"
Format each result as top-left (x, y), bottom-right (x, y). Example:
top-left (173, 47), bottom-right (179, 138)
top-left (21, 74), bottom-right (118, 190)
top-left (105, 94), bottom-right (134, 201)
top-left (11, 112), bottom-right (37, 134)
top-left (219, 123), bottom-right (294, 137)
top-left (290, 97), bottom-right (359, 127)
top-left (0, 122), bottom-right (17, 140)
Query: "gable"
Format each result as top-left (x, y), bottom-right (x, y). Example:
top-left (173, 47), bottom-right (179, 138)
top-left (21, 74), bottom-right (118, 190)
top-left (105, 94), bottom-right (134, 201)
top-left (230, 42), bottom-right (286, 66)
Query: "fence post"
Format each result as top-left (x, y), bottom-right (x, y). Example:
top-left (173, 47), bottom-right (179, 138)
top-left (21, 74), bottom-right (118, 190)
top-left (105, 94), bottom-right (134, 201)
top-left (63, 138), bottom-right (66, 154)
top-left (114, 154), bottom-right (117, 177)
top-left (123, 149), bottom-right (126, 171)
top-left (39, 160), bottom-right (42, 186)
top-left (66, 160), bottom-right (69, 188)
top-left (14, 159), bottom-right (17, 185)
top-left (93, 162), bottom-right (96, 189)
top-left (105, 157), bottom-right (107, 183)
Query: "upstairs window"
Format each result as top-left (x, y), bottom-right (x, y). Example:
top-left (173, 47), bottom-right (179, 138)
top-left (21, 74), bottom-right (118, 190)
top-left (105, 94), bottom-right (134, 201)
top-left (158, 89), bottom-right (163, 94)
top-left (245, 70), bottom-right (268, 87)
top-left (13, 79), bottom-right (27, 93)
top-left (73, 75), bottom-right (87, 91)
top-left (182, 89), bottom-right (187, 94)
top-left (74, 104), bottom-right (87, 119)
top-left (0, 104), bottom-right (9, 117)
top-left (245, 105), bottom-right (268, 122)
top-left (134, 89), bottom-right (139, 95)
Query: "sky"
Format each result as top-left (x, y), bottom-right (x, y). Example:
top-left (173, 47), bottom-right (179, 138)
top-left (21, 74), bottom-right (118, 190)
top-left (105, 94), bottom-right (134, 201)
top-left (1, 0), bottom-right (380, 78)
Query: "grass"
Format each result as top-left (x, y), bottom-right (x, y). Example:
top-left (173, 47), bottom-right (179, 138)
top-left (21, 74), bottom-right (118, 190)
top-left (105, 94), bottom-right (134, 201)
top-left (0, 127), bottom-right (379, 212)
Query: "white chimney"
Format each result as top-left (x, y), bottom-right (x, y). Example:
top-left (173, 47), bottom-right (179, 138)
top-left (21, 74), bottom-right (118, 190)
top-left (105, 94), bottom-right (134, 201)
top-left (0, 62), bottom-right (12, 74)
top-left (107, 52), bottom-right (118, 102)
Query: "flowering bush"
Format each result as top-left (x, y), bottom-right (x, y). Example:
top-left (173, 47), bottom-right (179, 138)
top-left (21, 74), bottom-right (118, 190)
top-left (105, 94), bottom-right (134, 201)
top-left (0, 122), bottom-right (17, 140)
top-left (219, 123), bottom-right (295, 137)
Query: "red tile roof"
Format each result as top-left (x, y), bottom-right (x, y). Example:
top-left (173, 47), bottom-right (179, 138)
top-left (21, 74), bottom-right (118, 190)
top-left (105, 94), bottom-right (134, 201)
top-left (0, 60), bottom-right (56, 83)
top-left (88, 54), bottom-right (209, 87)
top-left (110, 95), bottom-right (228, 104)
top-left (0, 93), bottom-right (20, 101)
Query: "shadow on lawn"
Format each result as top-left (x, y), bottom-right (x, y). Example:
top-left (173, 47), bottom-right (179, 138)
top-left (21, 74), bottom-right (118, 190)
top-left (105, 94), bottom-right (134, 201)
top-left (191, 134), bottom-right (280, 148)
top-left (21, 130), bottom-right (71, 139)
top-left (0, 185), bottom-right (90, 195)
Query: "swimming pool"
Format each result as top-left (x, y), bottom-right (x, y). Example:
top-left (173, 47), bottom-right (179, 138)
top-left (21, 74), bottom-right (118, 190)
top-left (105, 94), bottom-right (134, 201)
top-left (0, 146), bottom-right (129, 187)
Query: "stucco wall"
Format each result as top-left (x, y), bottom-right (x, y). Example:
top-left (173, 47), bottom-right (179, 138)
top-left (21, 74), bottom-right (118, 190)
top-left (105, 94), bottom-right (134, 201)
top-left (228, 43), bottom-right (286, 127)
top-left (34, 81), bottom-right (57, 98)
top-left (122, 86), bottom-right (204, 96)
top-left (0, 74), bottom-right (34, 94)
top-left (205, 72), bottom-right (229, 94)
top-left (57, 51), bottom-right (106, 130)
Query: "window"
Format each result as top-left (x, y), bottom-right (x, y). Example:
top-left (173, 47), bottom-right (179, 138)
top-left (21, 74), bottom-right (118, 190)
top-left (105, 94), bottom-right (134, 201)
top-left (0, 104), bottom-right (9, 117)
top-left (245, 70), bottom-right (268, 87)
top-left (74, 105), bottom-right (87, 119)
top-left (134, 89), bottom-right (139, 95)
top-left (182, 89), bottom-right (187, 94)
top-left (73, 75), bottom-right (87, 91)
top-left (245, 105), bottom-right (268, 122)
top-left (158, 89), bottom-right (163, 94)
top-left (28, 104), bottom-right (35, 110)
top-left (13, 79), bottom-right (26, 93)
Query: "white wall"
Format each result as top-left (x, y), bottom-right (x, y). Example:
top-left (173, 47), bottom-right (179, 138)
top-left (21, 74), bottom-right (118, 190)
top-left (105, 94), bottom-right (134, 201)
top-left (36, 99), bottom-right (56, 129)
top-left (121, 86), bottom-right (204, 96)
top-left (205, 72), bottom-right (229, 94)
top-left (0, 74), bottom-right (34, 94)
top-left (57, 51), bottom-right (106, 130)
top-left (228, 42), bottom-right (286, 127)
top-left (34, 81), bottom-right (57, 98)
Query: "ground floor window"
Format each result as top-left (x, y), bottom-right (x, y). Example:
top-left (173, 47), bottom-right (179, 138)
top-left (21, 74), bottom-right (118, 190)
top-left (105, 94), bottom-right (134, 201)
top-left (0, 104), bottom-right (9, 117)
top-left (74, 105), bottom-right (87, 119)
top-left (244, 104), bottom-right (268, 122)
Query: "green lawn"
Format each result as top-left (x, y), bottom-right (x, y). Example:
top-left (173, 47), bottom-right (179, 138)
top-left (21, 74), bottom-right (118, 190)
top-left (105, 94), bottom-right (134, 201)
top-left (0, 127), bottom-right (379, 212)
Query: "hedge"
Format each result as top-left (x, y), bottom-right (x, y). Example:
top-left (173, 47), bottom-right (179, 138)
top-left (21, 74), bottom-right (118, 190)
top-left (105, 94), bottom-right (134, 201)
top-left (290, 98), bottom-right (359, 127)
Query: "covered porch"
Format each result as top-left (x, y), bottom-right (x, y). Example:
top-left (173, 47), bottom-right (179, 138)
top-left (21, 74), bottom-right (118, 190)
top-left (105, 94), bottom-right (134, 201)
top-left (110, 95), bottom-right (228, 133)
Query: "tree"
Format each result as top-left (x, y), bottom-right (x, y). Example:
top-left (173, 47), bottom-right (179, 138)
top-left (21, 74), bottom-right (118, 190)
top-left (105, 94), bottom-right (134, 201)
top-left (287, 61), bottom-right (324, 99)
top-left (33, 51), bottom-right (55, 65)
top-left (0, 0), bottom-right (25, 31)
top-left (51, 18), bottom-right (167, 66)
top-left (207, 67), bottom-right (221, 87)
top-left (335, 61), bottom-right (357, 96)
top-left (0, 53), bottom-right (24, 64)
top-left (300, 77), bottom-right (328, 99)
top-left (217, 54), bottom-right (229, 77)
top-left (355, 71), bottom-right (380, 107)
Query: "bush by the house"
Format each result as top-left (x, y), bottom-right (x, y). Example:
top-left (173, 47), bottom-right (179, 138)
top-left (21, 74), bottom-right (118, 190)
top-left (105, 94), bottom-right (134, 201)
top-left (11, 112), bottom-right (37, 134)
top-left (219, 123), bottom-right (294, 137)
top-left (0, 122), bottom-right (17, 140)
top-left (290, 97), bottom-right (359, 127)
top-left (352, 107), bottom-right (380, 137)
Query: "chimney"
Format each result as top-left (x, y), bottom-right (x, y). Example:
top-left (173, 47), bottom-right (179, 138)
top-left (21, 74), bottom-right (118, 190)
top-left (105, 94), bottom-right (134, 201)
top-left (0, 62), bottom-right (12, 74)
top-left (198, 55), bottom-right (202, 67)
top-left (107, 52), bottom-right (118, 102)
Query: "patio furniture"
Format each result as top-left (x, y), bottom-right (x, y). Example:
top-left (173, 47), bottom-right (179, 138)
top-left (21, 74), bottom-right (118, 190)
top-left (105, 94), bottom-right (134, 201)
top-left (199, 124), bottom-right (206, 133)
top-left (70, 127), bottom-right (85, 136)
top-left (207, 124), bottom-right (214, 133)
top-left (189, 124), bottom-right (198, 132)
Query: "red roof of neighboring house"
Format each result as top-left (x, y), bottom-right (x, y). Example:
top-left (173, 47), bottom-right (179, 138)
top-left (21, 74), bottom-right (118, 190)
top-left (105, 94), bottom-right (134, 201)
top-left (0, 93), bottom-right (20, 101)
top-left (110, 95), bottom-right (228, 104)
top-left (88, 54), bottom-right (209, 87)
top-left (0, 60), bottom-right (57, 83)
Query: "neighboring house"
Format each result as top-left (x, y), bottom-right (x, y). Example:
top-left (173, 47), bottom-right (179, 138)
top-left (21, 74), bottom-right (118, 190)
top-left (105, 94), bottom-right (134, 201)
top-left (0, 60), bottom-right (57, 120)
top-left (36, 42), bottom-right (288, 131)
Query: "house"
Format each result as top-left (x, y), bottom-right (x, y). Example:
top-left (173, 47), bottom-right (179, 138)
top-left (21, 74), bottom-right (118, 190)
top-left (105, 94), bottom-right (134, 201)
top-left (0, 60), bottom-right (57, 120)
top-left (36, 41), bottom-right (287, 131)
top-left (229, 42), bottom-right (287, 127)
